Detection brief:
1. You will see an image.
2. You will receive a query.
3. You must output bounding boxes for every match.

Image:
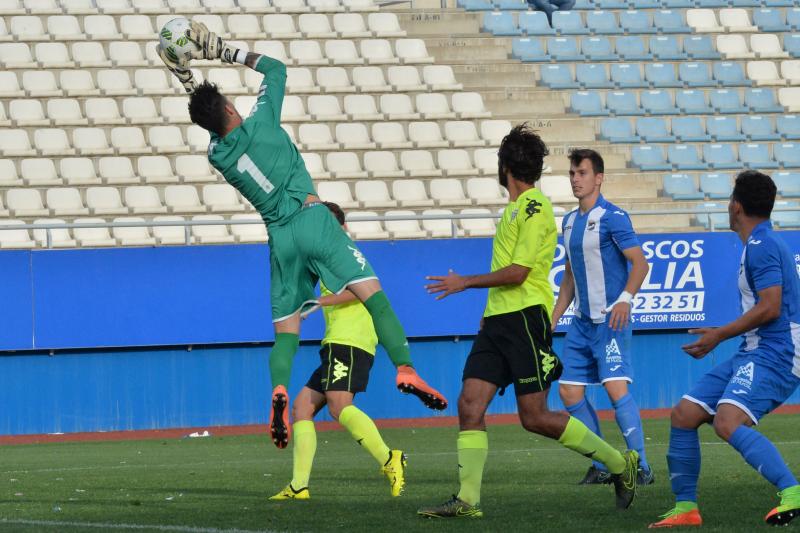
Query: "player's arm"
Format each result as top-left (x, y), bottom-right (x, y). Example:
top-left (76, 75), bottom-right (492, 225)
top-left (604, 245), bottom-right (649, 331)
top-left (425, 264), bottom-right (531, 301)
top-left (551, 260), bottom-right (575, 331)
top-left (318, 289), bottom-right (359, 306)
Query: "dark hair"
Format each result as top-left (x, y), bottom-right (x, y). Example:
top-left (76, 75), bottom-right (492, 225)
top-left (568, 148), bottom-right (604, 175)
top-left (732, 170), bottom-right (776, 218)
top-left (188, 81), bottom-right (228, 137)
top-left (497, 123), bottom-right (549, 185)
top-left (323, 201), bottom-right (346, 225)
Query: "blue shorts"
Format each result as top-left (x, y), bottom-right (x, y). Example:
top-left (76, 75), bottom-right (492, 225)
top-left (559, 313), bottom-right (633, 386)
top-left (683, 350), bottom-right (800, 425)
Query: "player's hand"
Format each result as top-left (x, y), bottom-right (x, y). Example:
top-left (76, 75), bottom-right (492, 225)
top-left (155, 43), bottom-right (197, 93)
top-left (605, 301), bottom-right (631, 332)
top-left (186, 20), bottom-right (239, 63)
top-left (425, 270), bottom-right (467, 301)
top-left (682, 328), bottom-right (721, 359)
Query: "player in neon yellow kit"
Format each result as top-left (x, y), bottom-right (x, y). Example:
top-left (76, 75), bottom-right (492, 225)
top-left (270, 202), bottom-right (405, 501)
top-left (156, 21), bottom-right (447, 450)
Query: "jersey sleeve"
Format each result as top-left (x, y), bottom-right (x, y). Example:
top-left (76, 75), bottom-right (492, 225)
top-left (606, 209), bottom-right (639, 251)
top-left (511, 208), bottom-right (549, 269)
top-left (747, 238), bottom-right (783, 292)
top-left (247, 55), bottom-right (287, 125)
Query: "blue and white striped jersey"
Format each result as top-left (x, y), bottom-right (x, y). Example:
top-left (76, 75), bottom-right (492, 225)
top-left (562, 195), bottom-right (639, 322)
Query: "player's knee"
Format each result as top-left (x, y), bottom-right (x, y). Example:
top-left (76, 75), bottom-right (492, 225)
top-left (292, 402), bottom-right (314, 422)
top-left (670, 401), bottom-right (704, 429)
top-left (712, 413), bottom-right (744, 442)
top-left (457, 393), bottom-right (484, 427)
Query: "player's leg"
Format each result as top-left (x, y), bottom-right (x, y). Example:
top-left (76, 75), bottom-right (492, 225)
top-left (268, 313), bottom-right (301, 449)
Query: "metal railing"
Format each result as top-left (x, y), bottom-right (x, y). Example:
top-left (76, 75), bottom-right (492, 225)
top-left (0, 206), bottom-right (797, 248)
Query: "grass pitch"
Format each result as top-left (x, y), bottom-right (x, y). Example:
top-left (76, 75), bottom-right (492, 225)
top-left (2, 415), bottom-right (800, 532)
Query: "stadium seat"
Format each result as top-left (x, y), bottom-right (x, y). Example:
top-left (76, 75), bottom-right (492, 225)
top-left (710, 89), bottom-right (748, 113)
top-left (191, 215), bottom-right (235, 244)
top-left (417, 93), bottom-right (456, 119)
top-left (0, 43), bottom-right (36, 69)
top-left (109, 42), bottom-right (148, 67)
top-left (124, 186), bottom-right (167, 214)
top-left (10, 99), bottom-right (48, 127)
top-left (649, 36), bottom-right (683, 60)
top-left (152, 216), bottom-right (189, 245)
top-left (11, 15), bottom-right (47, 41)
top-left (654, 10), bottom-right (691, 33)
top-left (299, 13), bottom-right (336, 38)
top-left (772, 201), bottom-right (800, 228)
top-left (546, 36), bottom-right (584, 61)
top-left (0, 129), bottom-right (35, 157)
top-left (423, 66), bottom-right (463, 91)
top-left (631, 145), bottom-right (670, 170)
top-left (97, 69), bottom-right (136, 96)
top-left (360, 39), bottom-right (399, 64)
top-left (46, 15), bottom-right (83, 40)
top-left (346, 211), bottom-right (389, 240)
top-left (301, 153), bottom-right (328, 180)
top-left (460, 208), bottom-right (496, 237)
top-left (355, 181), bottom-right (397, 208)
top-left (38, 127), bottom-right (76, 156)
top-left (35, 43), bottom-right (74, 69)
top-left (388, 66), bottom-right (425, 91)
top-left (601, 117), bottom-right (640, 142)
top-left (608, 90), bottom-right (644, 115)
top-left (641, 89), bottom-right (679, 115)
top-left (299, 123), bottom-right (339, 150)
top-left (384, 210), bottom-right (427, 239)
top-left (227, 14), bottom-right (263, 39)
top-left (289, 40), bottom-right (326, 65)
top-left (7, 189), bottom-right (49, 217)
top-left (539, 175), bottom-right (574, 203)
top-left (467, 177), bottom-right (506, 205)
top-left (695, 201), bottom-right (728, 229)
top-left (700, 172), bottom-right (733, 198)
top-left (717, 35), bottom-right (754, 60)
top-left (264, 14), bottom-right (301, 38)
top-left (61, 158), bottom-right (101, 185)
top-left (611, 63), bottom-right (648, 88)
top-left (480, 119), bottom-right (512, 145)
top-left (22, 159), bottom-right (60, 186)
top-left (452, 92), bottom-right (490, 118)
top-left (740, 142), bottom-right (779, 169)
top-left (707, 116), bottom-right (745, 141)
top-left (747, 61), bottom-right (785, 86)
top-left (335, 122), bottom-right (375, 150)
top-left (630, 0), bottom-right (659, 7)
top-left (620, 10), bottom-right (657, 34)
top-left (714, 62), bottom-right (751, 86)
top-left (0, 160), bottom-right (22, 186)
top-left (137, 155), bottom-right (176, 184)
top-left (617, 35), bottom-right (653, 60)
top-left (741, 115), bottom-right (780, 141)
top-left (32, 218), bottom-right (77, 248)
top-left (395, 39), bottom-right (434, 64)
top-left (368, 13), bottom-right (406, 37)
top-left (688, 9), bottom-right (724, 32)
top-left (230, 213), bottom-right (267, 244)
top-left (684, 36), bottom-right (721, 60)
top-left (401, 150), bottom-right (441, 177)
top-left (570, 91), bottom-right (610, 116)
top-left (703, 143), bottom-right (743, 169)
top-left (673, 116), bottom-right (711, 141)
top-left (540, 64), bottom-right (579, 89)
top-left (583, 37), bottom-right (618, 61)
top-left (421, 209), bottom-right (461, 238)
top-left (176, 155), bottom-right (216, 183)
top-left (286, 68), bottom-right (318, 92)
top-left (85, 15), bottom-right (122, 40)
top-left (99, 156), bottom-right (139, 184)
top-left (518, 11), bottom-right (555, 35)
top-left (207, 69), bottom-right (247, 95)
top-left (202, 184), bottom-right (244, 213)
top-left (786, 35), bottom-right (800, 59)
top-left (777, 115), bottom-right (800, 139)
top-left (586, 11), bottom-right (622, 34)
top-left (86, 187), bottom-right (127, 215)
top-left (317, 67), bottom-right (355, 93)
top-left (111, 126), bottom-right (150, 155)
top-left (0, 220), bottom-right (35, 249)
top-left (393, 180), bottom-right (434, 208)
top-left (352, 66), bottom-right (391, 92)
top-left (753, 8), bottom-right (791, 31)
top-left (473, 148), bottom-right (499, 175)
top-left (751, 35), bottom-right (789, 59)
top-left (372, 123), bottom-right (412, 149)
top-left (85, 98), bottom-right (124, 125)
top-left (638, 117), bottom-right (675, 142)
top-left (164, 185), bottom-right (206, 214)
top-left (679, 62), bottom-right (715, 87)
top-left (577, 64), bottom-right (613, 89)
top-left (254, 41), bottom-right (291, 65)
top-left (783, 60), bottom-right (800, 84)
top-left (326, 151), bottom-right (367, 179)
top-left (307, 95), bottom-right (347, 121)
top-left (108, 217), bottom-right (156, 247)
top-left (438, 149), bottom-right (476, 176)
top-left (482, 12), bottom-right (521, 36)
top-left (779, 87), bottom-right (800, 112)
top-left (409, 122), bottom-right (448, 148)
top-left (0, 72), bottom-right (24, 98)
top-left (430, 178), bottom-right (469, 207)
top-left (720, 8), bottom-right (757, 32)
top-left (326, 40), bottom-right (364, 65)
top-left (668, 145), bottom-right (706, 170)
top-left (122, 97), bottom-right (162, 124)
top-left (664, 173), bottom-right (704, 199)
top-left (745, 88), bottom-right (783, 113)
top-left (645, 62), bottom-right (681, 88)
top-left (457, 0), bottom-right (493, 11)
top-left (775, 143), bottom-right (800, 167)
top-left (72, 43), bottom-right (112, 69)
top-left (775, 171), bottom-right (800, 196)
top-left (364, 151), bottom-right (404, 178)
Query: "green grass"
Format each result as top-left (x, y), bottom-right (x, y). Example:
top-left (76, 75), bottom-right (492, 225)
top-left (2, 415), bottom-right (800, 532)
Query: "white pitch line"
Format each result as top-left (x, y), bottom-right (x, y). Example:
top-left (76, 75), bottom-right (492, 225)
top-left (0, 518), bottom-right (280, 533)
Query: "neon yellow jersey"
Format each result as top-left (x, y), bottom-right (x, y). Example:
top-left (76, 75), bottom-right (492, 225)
top-left (320, 284), bottom-right (378, 355)
top-left (483, 187), bottom-right (557, 318)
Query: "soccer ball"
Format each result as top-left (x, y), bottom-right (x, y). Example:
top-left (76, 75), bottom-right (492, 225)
top-left (158, 17), bottom-right (200, 64)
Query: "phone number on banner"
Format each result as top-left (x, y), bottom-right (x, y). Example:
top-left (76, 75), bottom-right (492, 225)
top-left (632, 291), bottom-right (704, 313)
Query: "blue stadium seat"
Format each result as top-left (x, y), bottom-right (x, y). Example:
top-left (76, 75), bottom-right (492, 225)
top-left (669, 145), bottom-right (707, 171)
top-left (714, 62), bottom-right (752, 87)
top-left (673, 116), bottom-right (711, 141)
top-left (547, 36), bottom-right (584, 61)
top-left (611, 63), bottom-right (648, 88)
top-left (700, 172), bottom-right (733, 198)
top-left (753, 9), bottom-right (791, 31)
top-left (654, 10), bottom-right (692, 33)
top-left (697, 202), bottom-right (729, 230)
top-left (641, 89), bottom-right (680, 115)
top-left (573, 0), bottom-right (595, 9)
top-left (577, 64), bottom-right (614, 88)
top-left (697, 0), bottom-right (728, 7)
top-left (740, 142), bottom-right (779, 169)
top-left (766, 0), bottom-right (794, 6)
top-left (683, 36), bottom-right (722, 60)
top-left (664, 173), bottom-right (705, 198)
top-left (570, 91), bottom-right (611, 116)
top-left (586, 11), bottom-right (623, 34)
top-left (596, 0), bottom-right (628, 8)
top-left (519, 11), bottom-right (556, 35)
top-left (493, 0), bottom-right (529, 9)
top-left (677, 89), bottom-right (713, 114)
top-left (632, 146), bottom-right (671, 170)
top-left (707, 116), bottom-right (746, 141)
top-left (553, 11), bottom-right (590, 34)
top-left (777, 115), bottom-right (800, 140)
top-left (482, 12), bottom-right (522, 35)
top-left (679, 62), bottom-right (715, 87)
top-left (607, 90), bottom-right (644, 115)
top-left (664, 0), bottom-right (694, 7)
top-left (617, 36), bottom-right (652, 60)
top-left (637, 117), bottom-right (676, 142)
top-left (630, 0), bottom-right (660, 7)
top-left (583, 36), bottom-right (618, 60)
top-left (790, 9), bottom-right (800, 29)
top-left (730, 0), bottom-right (761, 7)
top-left (645, 62), bottom-right (682, 88)
top-left (745, 88), bottom-right (783, 113)
top-left (601, 117), bottom-right (640, 142)
top-left (540, 64), bottom-right (580, 89)
top-left (512, 38), bottom-right (550, 61)
top-left (772, 201), bottom-right (800, 228)
top-left (620, 10), bottom-right (657, 33)
top-left (774, 171), bottom-right (800, 197)
top-left (650, 36), bottom-right (685, 60)
top-left (775, 143), bottom-right (800, 167)
top-left (710, 89), bottom-right (749, 114)
top-left (457, 0), bottom-right (494, 10)
top-left (741, 116), bottom-right (780, 141)
top-left (703, 143), bottom-right (743, 170)
top-left (786, 34), bottom-right (800, 58)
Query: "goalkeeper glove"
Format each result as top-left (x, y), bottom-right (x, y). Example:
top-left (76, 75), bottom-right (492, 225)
top-left (185, 20), bottom-right (241, 63)
top-left (155, 43), bottom-right (197, 93)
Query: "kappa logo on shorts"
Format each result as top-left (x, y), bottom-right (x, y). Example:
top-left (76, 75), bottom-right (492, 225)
top-left (732, 362), bottom-right (755, 390)
top-left (605, 339), bottom-right (622, 357)
top-left (332, 358), bottom-right (350, 383)
top-left (347, 245), bottom-right (367, 271)
top-left (540, 350), bottom-right (557, 380)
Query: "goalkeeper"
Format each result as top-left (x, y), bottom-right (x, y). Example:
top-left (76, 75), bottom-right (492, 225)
top-left (156, 22), bottom-right (448, 451)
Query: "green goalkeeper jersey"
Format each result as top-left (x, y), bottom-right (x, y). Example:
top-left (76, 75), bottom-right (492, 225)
top-left (207, 55), bottom-right (316, 226)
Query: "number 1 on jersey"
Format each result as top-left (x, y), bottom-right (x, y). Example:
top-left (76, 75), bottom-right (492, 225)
top-left (237, 153), bottom-right (274, 194)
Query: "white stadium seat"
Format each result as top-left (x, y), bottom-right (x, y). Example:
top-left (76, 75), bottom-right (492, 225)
top-left (687, 9), bottom-right (724, 33)
top-left (0, 43), bottom-right (36, 69)
top-left (21, 158), bottom-right (61, 186)
top-left (10, 99), bottom-right (48, 127)
top-left (719, 8), bottom-right (756, 32)
top-left (46, 188), bottom-right (89, 216)
top-left (84, 15), bottom-right (123, 40)
top-left (109, 42), bottom-right (148, 67)
top-left (335, 122), bottom-right (376, 149)
top-left (61, 158), bottom-right (102, 185)
top-left (372, 122), bottom-right (412, 149)
top-left (430, 178), bottom-right (469, 206)
top-left (326, 151), bottom-right (367, 179)
top-left (37, 128), bottom-right (76, 156)
top-left (385, 210), bottom-right (426, 238)
top-left (264, 14), bottom-right (302, 38)
top-left (388, 66), bottom-right (426, 92)
top-left (7, 189), bottom-right (49, 216)
top-left (299, 123), bottom-right (339, 150)
top-left (423, 65), bottom-right (463, 91)
top-left (317, 181), bottom-right (359, 208)
top-left (73, 42), bottom-right (112, 68)
top-left (781, 60), bottom-right (800, 85)
top-left (125, 186), bottom-right (167, 214)
top-left (302, 152), bottom-right (329, 179)
top-left (360, 39), bottom-right (399, 65)
top-left (73, 218), bottom-right (118, 247)
top-left (396, 39), bottom-right (435, 64)
top-left (99, 156), bottom-right (139, 184)
top-left (48, 99), bottom-right (86, 126)
top-left (0, 129), bottom-right (35, 157)
top-left (33, 218), bottom-right (77, 248)
top-left (326, 40), bottom-right (364, 65)
top-left (539, 175), bottom-right (574, 203)
top-left (10, 16), bottom-right (48, 41)
top-left (379, 94), bottom-right (419, 120)
top-left (355, 180), bottom-right (397, 208)
top-left (299, 14), bottom-right (335, 38)
top-left (203, 184), bottom-right (245, 212)
top-left (139, 155), bottom-right (178, 184)
top-left (97, 69), bottom-right (136, 96)
top-left (308, 95), bottom-right (347, 120)
top-left (368, 13), bottom-right (405, 37)
top-left (112, 217), bottom-right (157, 246)
top-left (445, 120), bottom-right (485, 148)
top-left (343, 94), bottom-right (382, 121)
top-left (352, 66), bottom-right (391, 92)
top-left (333, 13), bottom-right (371, 38)
top-left (25, 0), bottom-right (60, 14)
top-left (401, 149), bottom-right (442, 177)
top-left (35, 43), bottom-right (75, 68)
top-left (317, 67), bottom-right (355, 92)
top-left (165, 185), bottom-right (206, 214)
top-left (152, 215), bottom-right (189, 245)
top-left (160, 96), bottom-right (191, 124)
top-left (747, 61), bottom-right (785, 86)
top-left (230, 213), bottom-right (268, 243)
top-left (238, 0), bottom-right (274, 13)
top-left (0, 72), bottom-right (24, 98)
top-left (207, 68), bottom-right (247, 94)
top-left (131, 0), bottom-right (170, 13)
top-left (154, 125), bottom-right (192, 154)
top-left (393, 180), bottom-right (435, 208)
top-left (254, 41), bottom-right (291, 65)
top-left (409, 121), bottom-right (448, 148)
top-left (750, 35), bottom-right (788, 59)
top-left (438, 149), bottom-right (476, 176)
top-left (97, 0), bottom-right (136, 14)
top-left (86, 98), bottom-right (125, 125)
top-left (0, 220), bottom-right (36, 249)
top-left (346, 211), bottom-right (388, 240)
top-left (286, 67), bottom-right (319, 92)
top-left (467, 177), bottom-right (507, 205)
top-left (273, 0), bottom-right (310, 13)
top-left (61, 0), bottom-right (95, 14)
top-left (364, 151), bottom-right (404, 178)
top-left (120, 15), bottom-right (156, 39)
top-left (86, 187), bottom-right (128, 215)
top-left (114, 126), bottom-right (150, 155)
top-left (481, 119), bottom-right (512, 145)
top-left (779, 87), bottom-right (800, 112)
top-left (716, 35), bottom-right (754, 60)
top-left (422, 208), bottom-right (461, 237)
top-left (460, 208), bottom-right (495, 236)
top-left (123, 97), bottom-right (163, 124)
top-left (73, 127), bottom-right (113, 156)
top-left (307, 0), bottom-right (344, 12)
top-left (453, 93), bottom-right (491, 118)
top-left (135, 69), bottom-right (174, 95)
top-left (417, 93), bottom-right (456, 120)
top-left (193, 14), bottom-right (227, 38)
top-left (282, 95), bottom-right (310, 122)
top-left (61, 70), bottom-right (100, 97)
top-left (0, 160), bottom-right (23, 187)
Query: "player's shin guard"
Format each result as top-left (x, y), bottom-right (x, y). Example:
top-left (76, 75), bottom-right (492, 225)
top-left (566, 398), bottom-right (606, 471)
top-left (613, 393), bottom-right (650, 472)
top-left (291, 421), bottom-right (317, 489)
top-left (339, 405), bottom-right (390, 465)
top-left (363, 291), bottom-right (413, 368)
top-left (269, 333), bottom-right (300, 388)
top-left (667, 427), bottom-right (701, 502)
top-left (729, 425), bottom-right (799, 491)
top-left (456, 430), bottom-right (488, 506)
top-left (558, 416), bottom-right (626, 474)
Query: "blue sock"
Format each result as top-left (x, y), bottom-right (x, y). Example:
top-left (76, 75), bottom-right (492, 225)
top-left (565, 398), bottom-right (605, 471)
top-left (613, 393), bottom-right (650, 472)
top-left (728, 425), bottom-right (798, 491)
top-left (667, 427), bottom-right (701, 502)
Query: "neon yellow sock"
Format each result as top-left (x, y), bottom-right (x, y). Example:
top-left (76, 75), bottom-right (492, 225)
top-left (339, 405), bottom-right (390, 465)
top-left (456, 430), bottom-right (488, 506)
top-left (290, 421), bottom-right (316, 489)
top-left (558, 416), bottom-right (626, 474)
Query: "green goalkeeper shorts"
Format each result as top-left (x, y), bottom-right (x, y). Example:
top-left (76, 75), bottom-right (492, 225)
top-left (268, 203), bottom-right (378, 322)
